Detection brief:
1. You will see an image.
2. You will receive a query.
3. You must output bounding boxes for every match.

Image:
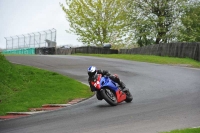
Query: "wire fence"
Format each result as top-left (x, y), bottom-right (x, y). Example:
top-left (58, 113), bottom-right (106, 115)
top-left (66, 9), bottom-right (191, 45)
top-left (4, 29), bottom-right (56, 50)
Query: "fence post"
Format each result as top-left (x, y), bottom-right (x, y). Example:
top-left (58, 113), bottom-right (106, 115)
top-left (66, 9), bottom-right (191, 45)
top-left (33, 33), bottom-right (36, 48)
top-left (10, 37), bottom-right (14, 49)
top-left (50, 29), bottom-right (52, 41)
top-left (53, 28), bottom-right (57, 42)
top-left (16, 36), bottom-right (19, 48)
top-left (22, 34), bottom-right (26, 48)
top-left (4, 37), bottom-right (8, 49)
top-left (28, 34), bottom-right (31, 48)
top-left (38, 32), bottom-right (41, 48)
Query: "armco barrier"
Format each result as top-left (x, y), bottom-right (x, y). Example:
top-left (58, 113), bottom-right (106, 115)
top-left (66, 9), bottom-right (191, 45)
top-left (2, 48), bottom-right (35, 55)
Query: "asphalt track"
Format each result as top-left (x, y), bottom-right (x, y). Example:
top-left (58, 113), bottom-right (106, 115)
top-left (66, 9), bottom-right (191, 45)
top-left (1, 55), bottom-right (200, 133)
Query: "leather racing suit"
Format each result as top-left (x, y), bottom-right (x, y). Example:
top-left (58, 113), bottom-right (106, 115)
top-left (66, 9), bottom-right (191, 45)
top-left (88, 69), bottom-right (126, 92)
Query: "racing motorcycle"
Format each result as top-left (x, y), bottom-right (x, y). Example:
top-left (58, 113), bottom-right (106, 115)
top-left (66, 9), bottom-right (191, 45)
top-left (90, 74), bottom-right (133, 106)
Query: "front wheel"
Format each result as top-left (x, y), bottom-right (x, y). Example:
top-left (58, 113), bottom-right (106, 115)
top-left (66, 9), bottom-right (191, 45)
top-left (100, 88), bottom-right (117, 106)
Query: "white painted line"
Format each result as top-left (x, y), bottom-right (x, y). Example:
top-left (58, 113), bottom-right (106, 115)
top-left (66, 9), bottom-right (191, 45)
top-left (7, 111), bottom-right (46, 115)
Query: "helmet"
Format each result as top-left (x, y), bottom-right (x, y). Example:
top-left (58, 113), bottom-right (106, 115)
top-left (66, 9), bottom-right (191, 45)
top-left (87, 66), bottom-right (97, 79)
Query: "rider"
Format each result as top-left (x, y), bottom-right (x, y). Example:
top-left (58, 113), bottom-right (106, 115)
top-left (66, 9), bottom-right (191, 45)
top-left (87, 66), bottom-right (126, 92)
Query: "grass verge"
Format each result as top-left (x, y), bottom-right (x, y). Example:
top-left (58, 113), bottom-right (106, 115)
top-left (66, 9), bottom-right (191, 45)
top-left (75, 54), bottom-right (200, 68)
top-left (161, 127), bottom-right (200, 133)
top-left (0, 53), bottom-right (93, 116)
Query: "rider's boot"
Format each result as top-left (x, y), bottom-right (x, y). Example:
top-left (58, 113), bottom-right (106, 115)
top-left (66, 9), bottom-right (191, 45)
top-left (119, 81), bottom-right (126, 91)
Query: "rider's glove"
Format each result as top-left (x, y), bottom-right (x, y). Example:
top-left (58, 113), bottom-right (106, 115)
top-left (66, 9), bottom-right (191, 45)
top-left (104, 70), bottom-right (111, 76)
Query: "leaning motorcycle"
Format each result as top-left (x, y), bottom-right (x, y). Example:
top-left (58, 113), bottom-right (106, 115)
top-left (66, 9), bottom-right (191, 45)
top-left (90, 74), bottom-right (133, 106)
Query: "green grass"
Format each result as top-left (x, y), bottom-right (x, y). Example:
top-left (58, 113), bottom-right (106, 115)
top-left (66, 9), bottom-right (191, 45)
top-left (161, 127), bottom-right (200, 133)
top-left (75, 54), bottom-right (200, 68)
top-left (0, 53), bottom-right (93, 116)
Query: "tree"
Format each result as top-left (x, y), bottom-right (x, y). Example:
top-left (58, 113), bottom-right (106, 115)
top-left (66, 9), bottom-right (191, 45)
top-left (129, 0), bottom-right (187, 46)
top-left (60, 0), bottom-right (131, 47)
top-left (178, 1), bottom-right (200, 42)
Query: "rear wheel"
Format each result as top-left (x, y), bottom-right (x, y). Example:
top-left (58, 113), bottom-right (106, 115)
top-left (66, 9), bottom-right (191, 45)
top-left (124, 89), bottom-right (133, 103)
top-left (100, 88), bottom-right (117, 106)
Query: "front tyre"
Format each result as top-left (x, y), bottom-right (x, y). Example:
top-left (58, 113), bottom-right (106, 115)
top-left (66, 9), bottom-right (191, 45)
top-left (100, 88), bottom-right (117, 106)
top-left (96, 91), bottom-right (103, 100)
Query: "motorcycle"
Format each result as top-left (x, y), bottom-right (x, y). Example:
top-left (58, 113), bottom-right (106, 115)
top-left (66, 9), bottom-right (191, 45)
top-left (90, 74), bottom-right (133, 106)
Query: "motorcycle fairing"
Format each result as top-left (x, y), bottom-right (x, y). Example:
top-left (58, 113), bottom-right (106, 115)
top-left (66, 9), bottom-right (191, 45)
top-left (100, 75), bottom-right (127, 103)
top-left (116, 89), bottom-right (126, 103)
top-left (91, 74), bottom-right (126, 103)
top-left (90, 74), bottom-right (118, 91)
top-left (100, 76), bottom-right (118, 91)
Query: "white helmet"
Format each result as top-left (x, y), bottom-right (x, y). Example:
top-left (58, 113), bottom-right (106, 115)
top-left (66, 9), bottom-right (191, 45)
top-left (87, 66), bottom-right (97, 79)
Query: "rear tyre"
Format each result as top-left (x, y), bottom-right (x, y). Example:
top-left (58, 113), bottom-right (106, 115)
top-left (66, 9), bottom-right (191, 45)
top-left (100, 88), bottom-right (117, 106)
top-left (125, 89), bottom-right (133, 103)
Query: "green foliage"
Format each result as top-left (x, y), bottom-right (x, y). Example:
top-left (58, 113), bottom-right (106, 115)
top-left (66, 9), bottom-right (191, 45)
top-left (178, 2), bottom-right (200, 42)
top-left (0, 54), bottom-right (93, 115)
top-left (60, 0), bottom-right (131, 47)
top-left (128, 0), bottom-right (187, 46)
top-left (60, 0), bottom-right (200, 48)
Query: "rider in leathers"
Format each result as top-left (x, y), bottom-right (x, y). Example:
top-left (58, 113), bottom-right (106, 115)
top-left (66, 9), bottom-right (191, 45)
top-left (87, 66), bottom-right (126, 100)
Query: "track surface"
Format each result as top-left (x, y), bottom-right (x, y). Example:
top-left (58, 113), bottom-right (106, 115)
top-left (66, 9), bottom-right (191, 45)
top-left (1, 55), bottom-right (200, 133)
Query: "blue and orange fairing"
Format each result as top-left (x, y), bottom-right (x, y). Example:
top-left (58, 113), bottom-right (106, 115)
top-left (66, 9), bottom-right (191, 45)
top-left (91, 74), bottom-right (126, 103)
